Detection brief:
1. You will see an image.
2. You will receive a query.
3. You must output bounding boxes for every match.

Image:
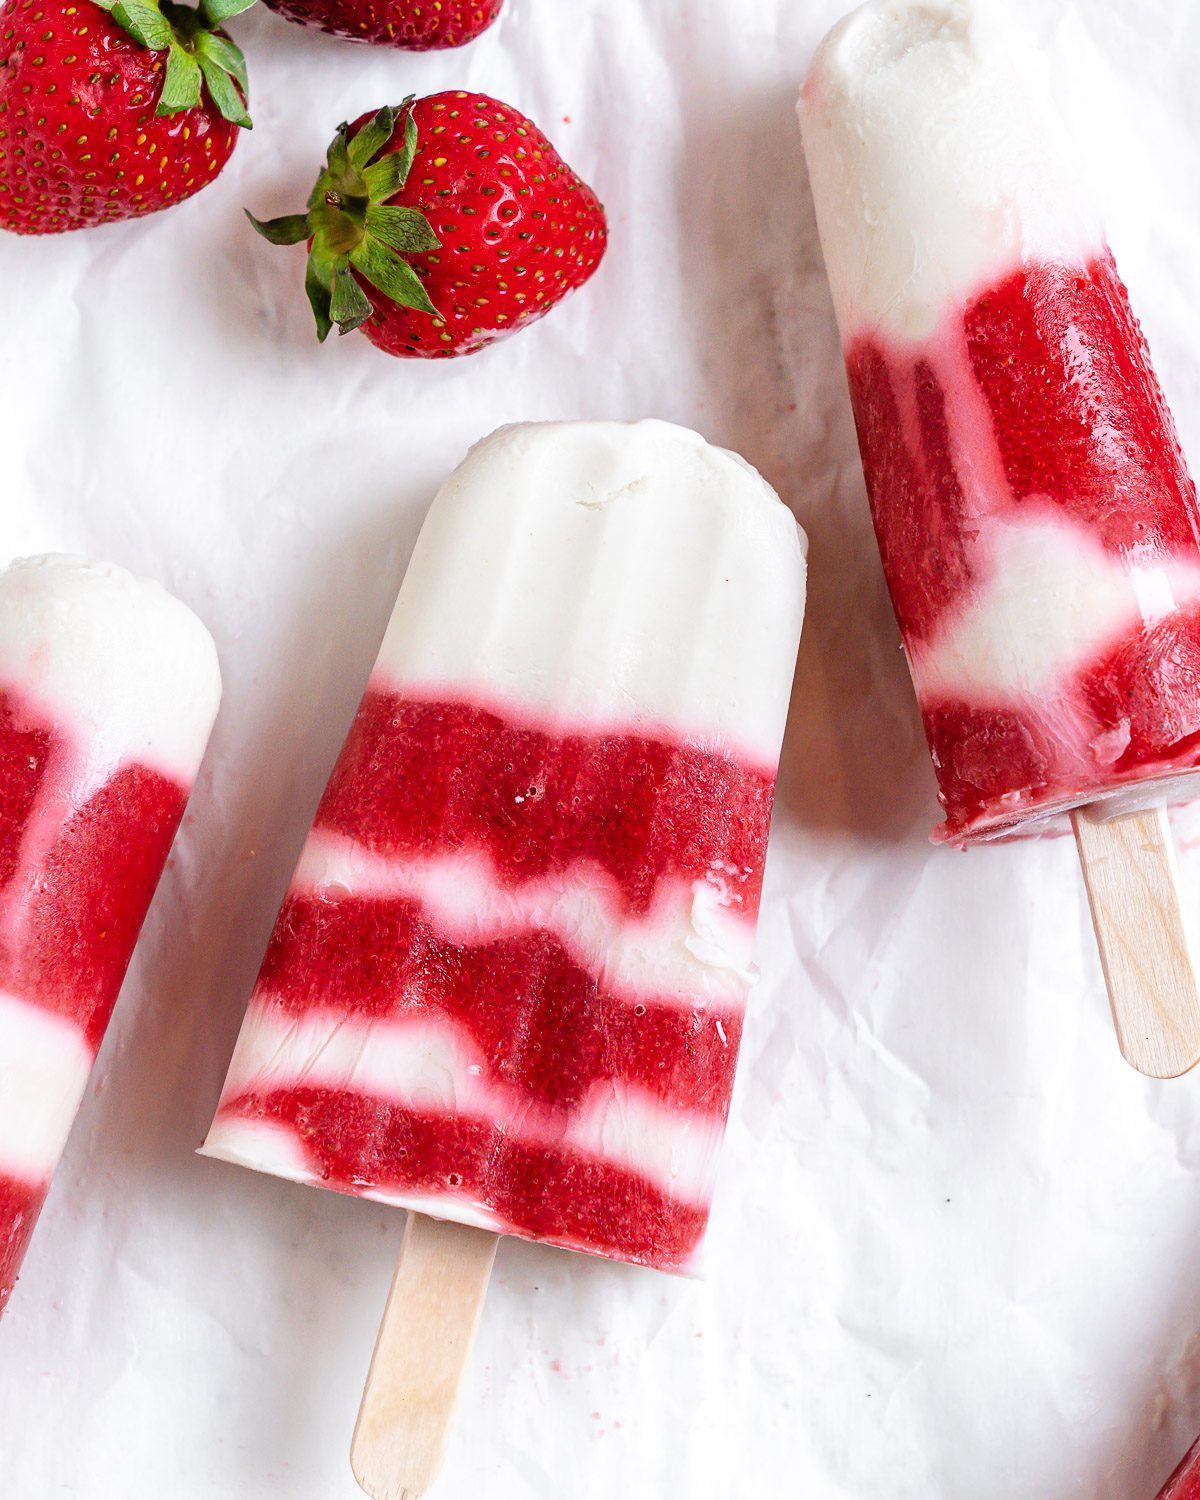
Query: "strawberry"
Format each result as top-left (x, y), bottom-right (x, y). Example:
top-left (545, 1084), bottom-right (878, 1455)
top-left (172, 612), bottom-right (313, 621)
top-left (0, 0), bottom-right (252, 234)
top-left (260, 0), bottom-right (502, 49)
top-left (249, 92), bottom-right (606, 359)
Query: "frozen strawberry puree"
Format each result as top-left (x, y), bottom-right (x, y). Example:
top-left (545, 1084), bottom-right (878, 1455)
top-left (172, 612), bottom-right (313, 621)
top-left (799, 0), bottom-right (1200, 843)
top-left (0, 703), bottom-right (187, 1312)
top-left (202, 419), bottom-right (807, 1274)
top-left (847, 254), bottom-right (1200, 840)
top-left (317, 694), bottom-right (776, 918)
top-left (0, 722), bottom-right (190, 1046)
top-left (222, 1088), bottom-right (711, 1271)
top-left (1158, 1434), bottom-right (1200, 1500)
top-left (216, 698), bottom-right (755, 1270)
top-left (0, 556), bottom-right (220, 1314)
top-left (0, 1176), bottom-right (39, 1316)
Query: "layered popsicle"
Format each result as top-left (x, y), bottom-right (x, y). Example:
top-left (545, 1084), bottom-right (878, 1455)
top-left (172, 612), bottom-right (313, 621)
top-left (798, 0), bottom-right (1200, 844)
top-left (0, 555), bottom-right (220, 1312)
top-left (202, 419), bottom-right (806, 1273)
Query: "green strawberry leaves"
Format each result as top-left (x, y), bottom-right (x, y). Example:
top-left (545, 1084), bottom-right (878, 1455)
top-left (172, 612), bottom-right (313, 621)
top-left (330, 267), bottom-right (374, 334)
top-left (305, 244), bottom-right (337, 342)
top-left (196, 45), bottom-right (251, 129)
top-left (346, 106), bottom-right (397, 170)
top-left (361, 151), bottom-right (410, 205)
top-left (246, 212), bottom-right (310, 246)
top-left (92, 0), bottom-right (253, 128)
top-left (248, 101), bottom-right (444, 343)
top-left (95, 0), bottom-right (174, 48)
top-left (200, 0), bottom-right (256, 21)
top-left (365, 205), bottom-right (441, 256)
top-left (159, 41), bottom-right (204, 112)
top-left (380, 109), bottom-right (419, 189)
top-left (196, 28), bottom-right (248, 91)
top-left (350, 236), bottom-right (438, 319)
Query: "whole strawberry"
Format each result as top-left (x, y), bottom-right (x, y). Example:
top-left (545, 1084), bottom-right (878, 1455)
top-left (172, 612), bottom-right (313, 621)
top-left (261, 0), bottom-right (501, 48)
top-left (0, 0), bottom-right (252, 234)
top-left (250, 92), bottom-right (606, 358)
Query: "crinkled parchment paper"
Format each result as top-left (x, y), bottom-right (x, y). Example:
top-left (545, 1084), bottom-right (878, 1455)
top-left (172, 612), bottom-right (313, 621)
top-left (5, 1), bottom-right (1200, 1495)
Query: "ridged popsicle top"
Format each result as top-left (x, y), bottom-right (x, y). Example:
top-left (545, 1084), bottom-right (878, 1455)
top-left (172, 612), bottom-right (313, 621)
top-left (798, 0), bottom-right (1101, 341)
top-left (0, 554), bottom-right (222, 784)
top-left (374, 419), bottom-right (808, 768)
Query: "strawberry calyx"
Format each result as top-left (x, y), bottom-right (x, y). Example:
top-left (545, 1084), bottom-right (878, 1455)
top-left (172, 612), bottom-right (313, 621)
top-left (247, 102), bottom-right (441, 341)
top-left (90, 0), bottom-right (253, 127)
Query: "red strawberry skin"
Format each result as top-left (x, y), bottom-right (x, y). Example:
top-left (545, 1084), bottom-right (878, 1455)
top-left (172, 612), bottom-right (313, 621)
top-left (357, 93), bottom-right (606, 358)
top-left (0, 0), bottom-right (238, 234)
top-left (261, 0), bottom-right (502, 49)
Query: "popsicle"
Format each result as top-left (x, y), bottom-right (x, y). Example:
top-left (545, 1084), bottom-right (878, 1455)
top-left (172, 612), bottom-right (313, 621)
top-left (799, 0), bottom-right (1200, 1074)
top-left (0, 555), bottom-right (221, 1313)
top-left (201, 419), bottom-right (806, 1491)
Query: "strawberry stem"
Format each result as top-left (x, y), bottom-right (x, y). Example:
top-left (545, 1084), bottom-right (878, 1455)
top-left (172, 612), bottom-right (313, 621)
top-left (248, 102), bottom-right (442, 343)
top-left (90, 0), bottom-right (252, 127)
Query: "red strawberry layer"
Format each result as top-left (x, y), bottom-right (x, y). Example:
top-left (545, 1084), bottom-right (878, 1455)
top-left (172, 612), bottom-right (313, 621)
top-left (843, 341), bottom-right (978, 643)
top-left (924, 604), bottom-right (1200, 830)
top-left (215, 1087), bottom-right (709, 1273)
top-left (844, 252), bottom-right (1200, 840)
top-left (317, 692), bottom-right (774, 918)
top-left (0, 696), bottom-right (51, 888)
top-left (0, 689), bottom-right (189, 1312)
top-left (964, 259), bottom-right (1197, 557)
top-left (0, 694), bottom-right (189, 1047)
top-left (0, 1174), bottom-right (42, 1314)
top-left (214, 692), bottom-right (774, 1271)
top-left (259, 893), bottom-right (741, 1114)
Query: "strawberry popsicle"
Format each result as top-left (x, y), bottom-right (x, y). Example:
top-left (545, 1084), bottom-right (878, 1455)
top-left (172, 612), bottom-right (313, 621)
top-left (0, 555), bottom-right (220, 1313)
top-left (798, 0), bottom-right (1200, 845)
top-left (202, 419), bottom-right (806, 1274)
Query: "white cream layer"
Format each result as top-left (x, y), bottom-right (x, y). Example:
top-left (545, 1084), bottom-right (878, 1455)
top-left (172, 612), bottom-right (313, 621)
top-left (202, 1006), bottom-right (724, 1207)
top-left (371, 421), bottom-right (807, 768)
top-left (798, 0), bottom-right (1101, 342)
top-left (291, 830), bottom-right (757, 1003)
top-left (910, 514), bottom-right (1200, 706)
top-left (0, 994), bottom-right (94, 1186)
top-left (0, 554), bottom-right (222, 784)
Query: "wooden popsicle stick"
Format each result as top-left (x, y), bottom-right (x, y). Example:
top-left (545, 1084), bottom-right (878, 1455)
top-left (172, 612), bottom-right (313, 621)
top-left (351, 1214), bottom-right (499, 1500)
top-left (1071, 803), bottom-right (1200, 1078)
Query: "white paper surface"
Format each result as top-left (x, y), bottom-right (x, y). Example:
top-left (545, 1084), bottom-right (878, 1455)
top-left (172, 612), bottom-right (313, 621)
top-left (5, 0), bottom-right (1200, 1494)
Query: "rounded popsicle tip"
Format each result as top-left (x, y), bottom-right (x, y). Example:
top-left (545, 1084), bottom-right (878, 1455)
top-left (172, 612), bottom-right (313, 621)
top-left (377, 418), bottom-right (808, 768)
top-left (797, 0), bottom-right (1099, 342)
top-left (471, 417), bottom-right (800, 518)
top-left (802, 0), bottom-right (1013, 102)
top-left (457, 418), bottom-right (808, 582)
top-left (0, 553), bottom-right (222, 783)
